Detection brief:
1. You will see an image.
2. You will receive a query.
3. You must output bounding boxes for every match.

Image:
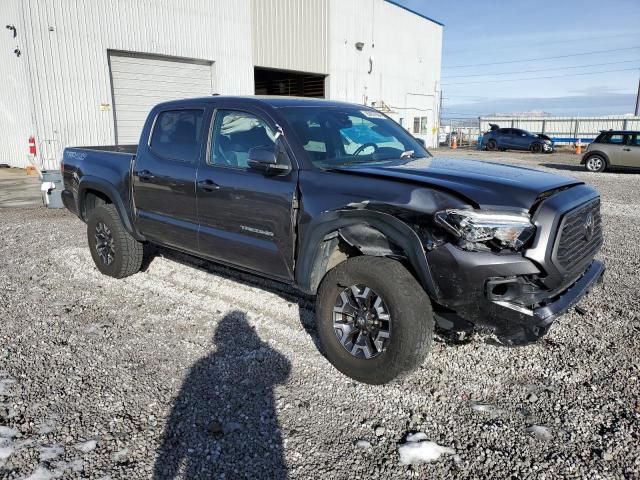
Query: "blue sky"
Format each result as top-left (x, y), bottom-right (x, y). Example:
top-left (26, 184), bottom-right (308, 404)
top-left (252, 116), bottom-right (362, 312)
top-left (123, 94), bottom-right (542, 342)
top-left (396, 0), bottom-right (640, 117)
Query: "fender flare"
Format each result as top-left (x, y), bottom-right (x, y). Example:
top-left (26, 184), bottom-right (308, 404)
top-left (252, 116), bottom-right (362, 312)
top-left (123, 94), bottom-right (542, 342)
top-left (78, 176), bottom-right (143, 240)
top-left (296, 209), bottom-right (439, 298)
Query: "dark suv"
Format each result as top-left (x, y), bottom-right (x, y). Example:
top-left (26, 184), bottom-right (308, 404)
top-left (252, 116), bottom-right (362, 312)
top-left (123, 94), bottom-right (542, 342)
top-left (483, 127), bottom-right (554, 153)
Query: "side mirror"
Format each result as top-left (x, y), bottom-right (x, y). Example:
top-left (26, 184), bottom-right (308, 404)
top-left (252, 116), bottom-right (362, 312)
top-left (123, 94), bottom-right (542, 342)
top-left (247, 146), bottom-right (289, 176)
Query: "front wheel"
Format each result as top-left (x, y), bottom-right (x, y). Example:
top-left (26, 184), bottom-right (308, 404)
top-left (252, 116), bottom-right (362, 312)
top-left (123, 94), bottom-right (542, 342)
top-left (530, 143), bottom-right (543, 154)
top-left (486, 139), bottom-right (497, 151)
top-left (315, 256), bottom-right (434, 384)
top-left (584, 155), bottom-right (607, 172)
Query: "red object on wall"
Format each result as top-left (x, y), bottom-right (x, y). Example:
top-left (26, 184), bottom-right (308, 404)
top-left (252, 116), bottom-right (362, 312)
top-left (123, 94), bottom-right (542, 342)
top-left (28, 136), bottom-right (37, 156)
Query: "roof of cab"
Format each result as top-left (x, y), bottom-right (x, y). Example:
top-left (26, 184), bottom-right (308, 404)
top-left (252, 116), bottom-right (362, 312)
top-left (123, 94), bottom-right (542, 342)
top-left (153, 95), bottom-right (366, 110)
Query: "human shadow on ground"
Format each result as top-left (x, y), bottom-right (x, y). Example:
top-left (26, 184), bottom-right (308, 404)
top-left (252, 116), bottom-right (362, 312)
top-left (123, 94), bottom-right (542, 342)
top-left (153, 311), bottom-right (291, 479)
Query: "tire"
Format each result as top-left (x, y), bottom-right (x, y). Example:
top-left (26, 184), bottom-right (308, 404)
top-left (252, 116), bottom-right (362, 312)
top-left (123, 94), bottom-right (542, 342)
top-left (584, 154), bottom-right (607, 173)
top-left (530, 143), bottom-right (543, 154)
top-left (87, 204), bottom-right (143, 278)
top-left (486, 139), bottom-right (497, 151)
top-left (315, 256), bottom-right (434, 384)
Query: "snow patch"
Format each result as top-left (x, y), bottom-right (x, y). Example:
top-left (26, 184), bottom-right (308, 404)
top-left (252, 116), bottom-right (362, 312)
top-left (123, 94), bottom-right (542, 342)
top-left (0, 426), bottom-right (18, 438)
top-left (398, 433), bottom-right (455, 465)
top-left (74, 439), bottom-right (97, 453)
top-left (471, 403), bottom-right (502, 415)
top-left (526, 425), bottom-right (552, 441)
top-left (405, 432), bottom-right (428, 442)
top-left (0, 444), bottom-right (15, 460)
top-left (355, 439), bottom-right (372, 449)
top-left (0, 378), bottom-right (16, 396)
top-left (39, 444), bottom-right (64, 461)
top-left (23, 467), bottom-right (63, 480)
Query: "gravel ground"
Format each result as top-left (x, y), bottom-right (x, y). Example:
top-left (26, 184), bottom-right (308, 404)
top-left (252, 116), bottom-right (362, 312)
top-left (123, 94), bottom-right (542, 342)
top-left (1, 150), bottom-right (639, 479)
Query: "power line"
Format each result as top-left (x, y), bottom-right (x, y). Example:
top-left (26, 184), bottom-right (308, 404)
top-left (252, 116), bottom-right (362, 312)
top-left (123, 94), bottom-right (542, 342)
top-left (442, 59), bottom-right (639, 79)
top-left (443, 46), bottom-right (640, 69)
top-left (443, 67), bottom-right (639, 86)
top-left (444, 32), bottom-right (639, 56)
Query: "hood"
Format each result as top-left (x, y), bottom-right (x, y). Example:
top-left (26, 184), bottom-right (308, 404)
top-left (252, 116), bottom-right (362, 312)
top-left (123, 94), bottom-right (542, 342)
top-left (333, 157), bottom-right (582, 210)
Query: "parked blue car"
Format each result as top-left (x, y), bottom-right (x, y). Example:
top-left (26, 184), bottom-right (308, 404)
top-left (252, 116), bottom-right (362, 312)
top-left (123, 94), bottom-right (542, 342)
top-left (482, 125), bottom-right (554, 153)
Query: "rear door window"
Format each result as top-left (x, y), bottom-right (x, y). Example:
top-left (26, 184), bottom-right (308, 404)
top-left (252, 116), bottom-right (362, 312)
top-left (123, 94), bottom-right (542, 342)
top-left (629, 134), bottom-right (640, 146)
top-left (150, 109), bottom-right (204, 162)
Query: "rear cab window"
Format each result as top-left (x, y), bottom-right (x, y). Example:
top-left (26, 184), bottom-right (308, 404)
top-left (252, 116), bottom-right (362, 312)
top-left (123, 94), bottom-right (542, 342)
top-left (150, 109), bottom-right (204, 162)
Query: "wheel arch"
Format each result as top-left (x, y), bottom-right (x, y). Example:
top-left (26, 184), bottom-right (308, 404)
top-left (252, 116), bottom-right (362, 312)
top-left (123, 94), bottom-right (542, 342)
top-left (78, 177), bottom-right (143, 240)
top-left (296, 209), bottom-right (438, 298)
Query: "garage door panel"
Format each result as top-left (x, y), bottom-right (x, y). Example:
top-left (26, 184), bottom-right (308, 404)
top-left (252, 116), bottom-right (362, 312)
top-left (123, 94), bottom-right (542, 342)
top-left (109, 52), bottom-right (213, 145)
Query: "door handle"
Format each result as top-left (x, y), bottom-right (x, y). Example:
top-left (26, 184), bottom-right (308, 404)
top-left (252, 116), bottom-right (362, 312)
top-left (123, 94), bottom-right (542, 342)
top-left (137, 169), bottom-right (154, 181)
top-left (197, 179), bottom-right (220, 192)
top-left (623, 148), bottom-right (631, 151)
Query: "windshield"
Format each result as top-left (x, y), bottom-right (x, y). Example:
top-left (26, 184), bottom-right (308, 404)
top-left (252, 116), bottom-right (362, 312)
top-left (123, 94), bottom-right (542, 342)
top-left (280, 106), bottom-right (431, 168)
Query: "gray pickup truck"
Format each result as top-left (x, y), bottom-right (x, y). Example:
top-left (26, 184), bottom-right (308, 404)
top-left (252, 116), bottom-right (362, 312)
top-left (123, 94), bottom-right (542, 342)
top-left (61, 96), bottom-right (605, 384)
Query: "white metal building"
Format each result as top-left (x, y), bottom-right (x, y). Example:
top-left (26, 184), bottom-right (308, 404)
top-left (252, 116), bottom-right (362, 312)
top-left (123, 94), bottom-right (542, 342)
top-left (0, 0), bottom-right (443, 169)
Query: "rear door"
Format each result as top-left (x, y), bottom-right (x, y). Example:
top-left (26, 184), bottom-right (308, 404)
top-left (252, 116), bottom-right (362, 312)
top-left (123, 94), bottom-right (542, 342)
top-left (620, 134), bottom-right (640, 167)
top-left (132, 107), bottom-right (208, 252)
top-left (499, 129), bottom-right (514, 148)
top-left (600, 133), bottom-right (627, 166)
top-left (512, 129), bottom-right (532, 150)
top-left (196, 106), bottom-right (298, 280)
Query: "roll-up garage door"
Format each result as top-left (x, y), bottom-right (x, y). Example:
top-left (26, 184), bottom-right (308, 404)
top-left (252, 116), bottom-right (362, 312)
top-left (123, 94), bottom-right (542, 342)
top-left (108, 51), bottom-right (214, 145)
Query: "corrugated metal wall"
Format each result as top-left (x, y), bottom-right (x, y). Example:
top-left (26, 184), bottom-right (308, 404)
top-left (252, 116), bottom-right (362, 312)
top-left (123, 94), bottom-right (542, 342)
top-left (0, 0), bottom-right (254, 168)
top-left (252, 0), bottom-right (329, 75)
top-left (480, 116), bottom-right (640, 144)
top-left (328, 0), bottom-right (443, 147)
top-left (0, 0), bottom-right (36, 168)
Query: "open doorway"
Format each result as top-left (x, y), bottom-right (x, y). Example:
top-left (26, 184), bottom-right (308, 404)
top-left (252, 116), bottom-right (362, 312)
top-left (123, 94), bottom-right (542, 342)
top-left (254, 67), bottom-right (325, 98)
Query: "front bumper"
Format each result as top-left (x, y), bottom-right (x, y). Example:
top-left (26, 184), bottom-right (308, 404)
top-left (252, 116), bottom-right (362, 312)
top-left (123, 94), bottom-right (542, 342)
top-left (426, 244), bottom-right (604, 343)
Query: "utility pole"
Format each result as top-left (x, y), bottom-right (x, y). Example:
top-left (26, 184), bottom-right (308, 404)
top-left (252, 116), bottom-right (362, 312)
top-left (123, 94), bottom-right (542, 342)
top-left (635, 75), bottom-right (640, 116)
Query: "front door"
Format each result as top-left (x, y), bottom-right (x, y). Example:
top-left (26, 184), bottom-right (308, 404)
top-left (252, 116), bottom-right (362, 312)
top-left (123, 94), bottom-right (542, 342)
top-left (133, 107), bottom-right (206, 252)
top-left (619, 133), bottom-right (640, 167)
top-left (601, 132), bottom-right (627, 166)
top-left (196, 108), bottom-right (297, 280)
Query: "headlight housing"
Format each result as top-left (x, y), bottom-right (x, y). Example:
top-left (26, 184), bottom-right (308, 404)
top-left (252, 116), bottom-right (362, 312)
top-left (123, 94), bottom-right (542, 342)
top-left (435, 209), bottom-right (536, 251)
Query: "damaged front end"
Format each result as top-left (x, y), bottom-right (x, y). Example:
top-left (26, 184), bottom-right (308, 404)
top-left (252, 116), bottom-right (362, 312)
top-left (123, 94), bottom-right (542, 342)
top-left (422, 184), bottom-right (605, 344)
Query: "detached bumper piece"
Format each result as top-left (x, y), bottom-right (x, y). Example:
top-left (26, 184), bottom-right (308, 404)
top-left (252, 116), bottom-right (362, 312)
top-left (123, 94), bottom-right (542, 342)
top-left (427, 242), bottom-right (605, 345)
top-left (491, 259), bottom-right (605, 343)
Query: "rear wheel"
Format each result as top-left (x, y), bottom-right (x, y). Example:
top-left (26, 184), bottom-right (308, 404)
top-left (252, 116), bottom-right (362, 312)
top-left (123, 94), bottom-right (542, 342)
top-left (530, 143), bottom-right (543, 153)
top-left (585, 155), bottom-right (607, 172)
top-left (87, 204), bottom-right (143, 278)
top-left (316, 256), bottom-right (434, 384)
top-left (486, 139), bottom-right (497, 151)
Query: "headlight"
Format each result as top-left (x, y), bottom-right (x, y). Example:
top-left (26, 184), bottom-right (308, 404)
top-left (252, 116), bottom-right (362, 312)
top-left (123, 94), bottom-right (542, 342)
top-left (544, 139), bottom-right (552, 144)
top-left (435, 209), bottom-right (536, 251)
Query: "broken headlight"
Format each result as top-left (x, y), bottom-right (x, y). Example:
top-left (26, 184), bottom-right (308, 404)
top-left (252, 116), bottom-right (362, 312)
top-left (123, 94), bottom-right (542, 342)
top-left (435, 209), bottom-right (536, 251)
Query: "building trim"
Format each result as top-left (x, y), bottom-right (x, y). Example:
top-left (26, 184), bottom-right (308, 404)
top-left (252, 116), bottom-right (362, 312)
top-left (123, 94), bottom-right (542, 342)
top-left (384, 0), bottom-right (444, 26)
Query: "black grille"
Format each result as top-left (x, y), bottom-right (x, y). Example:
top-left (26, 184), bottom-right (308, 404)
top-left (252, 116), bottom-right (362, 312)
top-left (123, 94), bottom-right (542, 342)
top-left (555, 199), bottom-right (602, 271)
